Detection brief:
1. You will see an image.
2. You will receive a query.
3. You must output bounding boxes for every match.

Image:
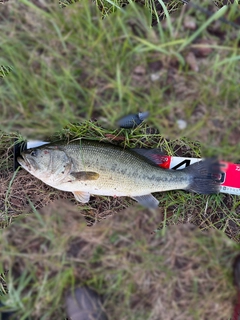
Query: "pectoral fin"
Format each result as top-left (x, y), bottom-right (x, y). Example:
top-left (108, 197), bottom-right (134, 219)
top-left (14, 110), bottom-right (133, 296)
top-left (73, 191), bottom-right (91, 203)
top-left (132, 194), bottom-right (159, 209)
top-left (70, 171), bottom-right (99, 181)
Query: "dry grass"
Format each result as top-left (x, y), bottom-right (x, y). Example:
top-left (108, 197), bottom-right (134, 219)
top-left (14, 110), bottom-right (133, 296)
top-left (0, 200), bottom-right (238, 319)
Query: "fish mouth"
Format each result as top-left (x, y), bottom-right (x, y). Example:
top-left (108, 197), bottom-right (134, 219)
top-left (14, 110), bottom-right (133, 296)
top-left (17, 154), bottom-right (31, 171)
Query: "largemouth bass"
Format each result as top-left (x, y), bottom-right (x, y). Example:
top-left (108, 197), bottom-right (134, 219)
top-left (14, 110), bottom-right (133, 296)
top-left (17, 140), bottom-right (220, 208)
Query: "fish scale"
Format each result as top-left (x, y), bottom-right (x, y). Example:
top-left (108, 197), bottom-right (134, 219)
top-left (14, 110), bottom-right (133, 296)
top-left (59, 141), bottom-right (189, 194)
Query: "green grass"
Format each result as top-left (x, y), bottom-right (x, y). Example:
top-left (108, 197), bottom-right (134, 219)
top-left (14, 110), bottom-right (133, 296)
top-left (0, 0), bottom-right (240, 319)
top-left (0, 205), bottom-right (239, 319)
top-left (0, 65), bottom-right (13, 78)
top-left (0, 0), bottom-right (239, 153)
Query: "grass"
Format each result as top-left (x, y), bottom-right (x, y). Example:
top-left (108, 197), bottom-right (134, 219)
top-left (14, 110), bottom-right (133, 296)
top-left (0, 0), bottom-right (240, 319)
top-left (0, 65), bottom-right (13, 78)
top-left (0, 204), bottom-right (239, 319)
top-left (0, 0), bottom-right (239, 151)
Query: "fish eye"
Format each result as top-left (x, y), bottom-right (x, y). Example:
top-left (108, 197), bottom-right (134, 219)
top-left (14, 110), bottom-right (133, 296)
top-left (30, 150), bottom-right (38, 157)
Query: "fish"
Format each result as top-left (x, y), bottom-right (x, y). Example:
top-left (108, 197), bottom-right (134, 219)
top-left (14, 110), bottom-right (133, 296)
top-left (17, 139), bottom-right (220, 209)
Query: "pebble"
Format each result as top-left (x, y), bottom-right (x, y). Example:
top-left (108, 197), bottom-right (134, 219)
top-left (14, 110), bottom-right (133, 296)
top-left (176, 119), bottom-right (187, 130)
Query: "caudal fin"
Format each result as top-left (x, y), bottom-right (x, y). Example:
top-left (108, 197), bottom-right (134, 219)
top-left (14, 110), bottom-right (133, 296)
top-left (183, 158), bottom-right (221, 194)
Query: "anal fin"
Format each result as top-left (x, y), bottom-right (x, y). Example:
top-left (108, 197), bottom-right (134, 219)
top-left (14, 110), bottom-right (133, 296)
top-left (132, 194), bottom-right (159, 209)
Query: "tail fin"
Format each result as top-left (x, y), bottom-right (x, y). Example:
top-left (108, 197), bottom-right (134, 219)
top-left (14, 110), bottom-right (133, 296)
top-left (183, 158), bottom-right (221, 194)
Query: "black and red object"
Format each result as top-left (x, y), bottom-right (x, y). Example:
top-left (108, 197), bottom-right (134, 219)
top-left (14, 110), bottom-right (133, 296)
top-left (156, 155), bottom-right (240, 196)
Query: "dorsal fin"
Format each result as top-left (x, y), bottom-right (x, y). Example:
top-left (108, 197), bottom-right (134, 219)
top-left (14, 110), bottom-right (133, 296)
top-left (131, 148), bottom-right (167, 166)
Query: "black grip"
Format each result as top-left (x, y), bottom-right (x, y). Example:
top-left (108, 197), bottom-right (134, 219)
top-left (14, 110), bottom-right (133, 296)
top-left (13, 140), bottom-right (27, 171)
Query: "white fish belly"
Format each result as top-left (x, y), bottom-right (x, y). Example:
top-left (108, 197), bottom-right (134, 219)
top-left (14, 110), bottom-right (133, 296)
top-left (43, 169), bottom-right (189, 197)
